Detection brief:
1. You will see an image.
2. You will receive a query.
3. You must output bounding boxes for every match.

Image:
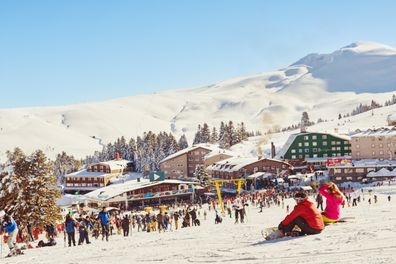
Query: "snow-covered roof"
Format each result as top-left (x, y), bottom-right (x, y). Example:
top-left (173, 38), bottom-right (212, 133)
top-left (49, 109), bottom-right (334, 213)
top-left (351, 127), bottom-right (396, 138)
top-left (331, 159), bottom-right (396, 168)
top-left (84, 179), bottom-right (197, 201)
top-left (246, 172), bottom-right (272, 179)
top-left (203, 148), bottom-right (235, 160)
top-left (56, 194), bottom-right (92, 207)
top-left (367, 168), bottom-right (396, 177)
top-left (207, 157), bottom-right (289, 173)
top-left (66, 169), bottom-right (110, 178)
top-left (160, 144), bottom-right (216, 163)
top-left (275, 132), bottom-right (351, 160)
top-left (92, 159), bottom-right (131, 170)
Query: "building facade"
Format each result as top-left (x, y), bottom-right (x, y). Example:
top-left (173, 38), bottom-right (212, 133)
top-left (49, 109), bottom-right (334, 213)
top-left (160, 145), bottom-right (233, 179)
top-left (65, 159), bottom-right (133, 193)
top-left (350, 127), bottom-right (396, 160)
top-left (276, 132), bottom-right (351, 162)
top-left (206, 157), bottom-right (291, 180)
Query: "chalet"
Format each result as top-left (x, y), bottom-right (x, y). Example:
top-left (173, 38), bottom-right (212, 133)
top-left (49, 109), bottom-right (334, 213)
top-left (206, 157), bottom-right (291, 180)
top-left (160, 144), bottom-right (233, 179)
top-left (65, 156), bottom-right (133, 194)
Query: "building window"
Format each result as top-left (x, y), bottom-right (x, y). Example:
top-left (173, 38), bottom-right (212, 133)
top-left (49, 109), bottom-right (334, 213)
top-left (331, 141), bottom-right (336, 145)
top-left (379, 150), bottom-right (384, 155)
top-left (299, 155), bottom-right (303, 158)
top-left (379, 143), bottom-right (383, 148)
top-left (304, 142), bottom-right (309, 146)
top-left (313, 148), bottom-right (318, 153)
top-left (323, 154), bottom-right (328, 157)
top-left (313, 154), bottom-right (318, 158)
top-left (372, 151), bottom-right (376, 156)
top-left (331, 147), bottom-right (336, 151)
top-left (305, 154), bottom-right (310, 158)
top-left (356, 144), bottom-right (360, 149)
top-left (299, 149), bottom-right (303, 153)
top-left (356, 168), bottom-right (364, 173)
top-left (344, 141), bottom-right (349, 144)
top-left (322, 135), bottom-right (327, 139)
top-left (336, 147), bottom-right (341, 151)
top-left (291, 155), bottom-right (296, 159)
top-left (372, 144), bottom-right (375, 148)
top-left (304, 136), bottom-right (309, 140)
top-left (336, 141), bottom-right (341, 145)
top-left (305, 149), bottom-right (309, 153)
top-left (323, 142), bottom-right (328, 146)
top-left (291, 149), bottom-right (296, 153)
top-left (312, 135), bottom-right (317, 140)
top-left (298, 143), bottom-right (302, 147)
top-left (312, 142), bottom-right (317, 146)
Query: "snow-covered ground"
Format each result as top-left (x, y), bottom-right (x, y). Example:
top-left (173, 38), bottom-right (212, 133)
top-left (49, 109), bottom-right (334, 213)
top-left (4, 183), bottom-right (396, 264)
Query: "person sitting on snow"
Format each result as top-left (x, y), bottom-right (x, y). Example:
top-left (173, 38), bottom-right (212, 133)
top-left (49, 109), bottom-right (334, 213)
top-left (319, 182), bottom-right (344, 223)
top-left (269, 192), bottom-right (324, 239)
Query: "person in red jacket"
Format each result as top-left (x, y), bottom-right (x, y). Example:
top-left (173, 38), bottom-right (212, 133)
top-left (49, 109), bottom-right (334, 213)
top-left (277, 192), bottom-right (325, 237)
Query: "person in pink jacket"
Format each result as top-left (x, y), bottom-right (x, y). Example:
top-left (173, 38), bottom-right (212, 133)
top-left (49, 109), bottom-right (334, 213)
top-left (319, 182), bottom-right (344, 223)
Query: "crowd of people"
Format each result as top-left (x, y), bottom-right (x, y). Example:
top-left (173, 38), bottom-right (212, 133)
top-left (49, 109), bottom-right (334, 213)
top-left (0, 179), bottom-right (394, 256)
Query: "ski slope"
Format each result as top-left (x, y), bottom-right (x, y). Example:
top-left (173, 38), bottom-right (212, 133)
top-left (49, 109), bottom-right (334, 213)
top-left (3, 184), bottom-right (396, 264)
top-left (1, 42), bottom-right (396, 162)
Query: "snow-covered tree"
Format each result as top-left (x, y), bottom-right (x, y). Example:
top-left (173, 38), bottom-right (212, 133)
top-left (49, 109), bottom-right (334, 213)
top-left (200, 123), bottom-right (211, 143)
top-left (178, 134), bottom-right (189, 150)
top-left (193, 165), bottom-right (210, 186)
top-left (0, 148), bottom-right (61, 227)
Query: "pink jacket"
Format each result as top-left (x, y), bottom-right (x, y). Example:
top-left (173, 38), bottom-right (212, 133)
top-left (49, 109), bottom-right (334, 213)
top-left (319, 185), bottom-right (343, 220)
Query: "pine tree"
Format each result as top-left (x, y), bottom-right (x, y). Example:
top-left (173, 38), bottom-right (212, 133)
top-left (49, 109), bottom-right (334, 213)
top-left (0, 148), bottom-right (61, 227)
top-left (193, 124), bottom-right (202, 145)
top-left (193, 165), bottom-right (210, 186)
top-left (178, 134), bottom-right (189, 150)
top-left (210, 127), bottom-right (218, 144)
top-left (200, 123), bottom-right (211, 143)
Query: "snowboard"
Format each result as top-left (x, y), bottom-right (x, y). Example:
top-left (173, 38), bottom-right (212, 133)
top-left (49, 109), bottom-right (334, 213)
top-left (261, 227), bottom-right (280, 240)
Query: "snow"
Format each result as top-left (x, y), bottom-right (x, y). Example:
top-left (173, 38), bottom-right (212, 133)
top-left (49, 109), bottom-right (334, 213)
top-left (4, 183), bottom-right (396, 263)
top-left (352, 126), bottom-right (396, 137)
top-left (1, 42), bottom-right (396, 162)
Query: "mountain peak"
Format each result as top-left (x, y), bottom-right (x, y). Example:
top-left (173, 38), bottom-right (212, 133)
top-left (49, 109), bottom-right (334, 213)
top-left (339, 41), bottom-right (396, 55)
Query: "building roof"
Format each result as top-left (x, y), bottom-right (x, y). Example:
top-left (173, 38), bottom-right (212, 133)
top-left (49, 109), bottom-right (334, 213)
top-left (367, 168), bottom-right (396, 177)
top-left (331, 159), bottom-right (396, 168)
top-left (207, 157), bottom-right (289, 173)
top-left (351, 127), bottom-right (396, 138)
top-left (66, 169), bottom-right (110, 178)
top-left (84, 179), bottom-right (197, 201)
top-left (275, 131), bottom-right (351, 160)
top-left (159, 144), bottom-right (217, 163)
top-left (91, 159), bottom-right (131, 170)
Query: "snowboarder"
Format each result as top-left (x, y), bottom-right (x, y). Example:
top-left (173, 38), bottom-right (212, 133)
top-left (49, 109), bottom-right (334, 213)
top-left (268, 192), bottom-right (324, 240)
top-left (319, 182), bottom-right (344, 223)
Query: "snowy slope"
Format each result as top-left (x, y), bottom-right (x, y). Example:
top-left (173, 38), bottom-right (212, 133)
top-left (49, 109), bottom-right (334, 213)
top-left (3, 183), bottom-right (396, 264)
top-left (1, 41), bottom-right (396, 161)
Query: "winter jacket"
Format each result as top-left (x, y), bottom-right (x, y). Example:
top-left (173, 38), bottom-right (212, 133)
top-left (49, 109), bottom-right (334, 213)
top-left (65, 219), bottom-right (76, 233)
top-left (281, 199), bottom-right (324, 231)
top-left (97, 211), bottom-right (110, 225)
top-left (319, 185), bottom-right (343, 220)
top-left (1, 214), bottom-right (17, 233)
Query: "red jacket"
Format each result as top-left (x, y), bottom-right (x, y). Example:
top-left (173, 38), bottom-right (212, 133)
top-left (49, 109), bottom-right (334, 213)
top-left (281, 199), bottom-right (324, 230)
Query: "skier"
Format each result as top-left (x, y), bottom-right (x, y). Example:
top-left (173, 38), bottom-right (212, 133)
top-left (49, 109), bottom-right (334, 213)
top-left (173, 211), bottom-right (179, 230)
top-left (319, 182), bottom-right (344, 223)
top-left (0, 210), bottom-right (21, 256)
top-left (269, 192), bottom-right (324, 240)
top-left (97, 207), bottom-right (110, 241)
top-left (64, 214), bottom-right (76, 247)
top-left (388, 195), bottom-right (391, 202)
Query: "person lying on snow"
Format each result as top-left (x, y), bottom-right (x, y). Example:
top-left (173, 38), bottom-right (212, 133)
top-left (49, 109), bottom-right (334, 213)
top-left (319, 182), bottom-right (344, 224)
top-left (269, 192), bottom-right (324, 239)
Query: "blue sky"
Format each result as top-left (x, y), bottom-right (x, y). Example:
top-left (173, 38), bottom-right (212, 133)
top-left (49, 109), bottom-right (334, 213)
top-left (1, 0), bottom-right (396, 108)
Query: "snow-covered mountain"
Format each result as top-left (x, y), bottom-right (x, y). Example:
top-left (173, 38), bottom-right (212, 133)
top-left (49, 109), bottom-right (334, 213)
top-left (1, 41), bottom-right (395, 161)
